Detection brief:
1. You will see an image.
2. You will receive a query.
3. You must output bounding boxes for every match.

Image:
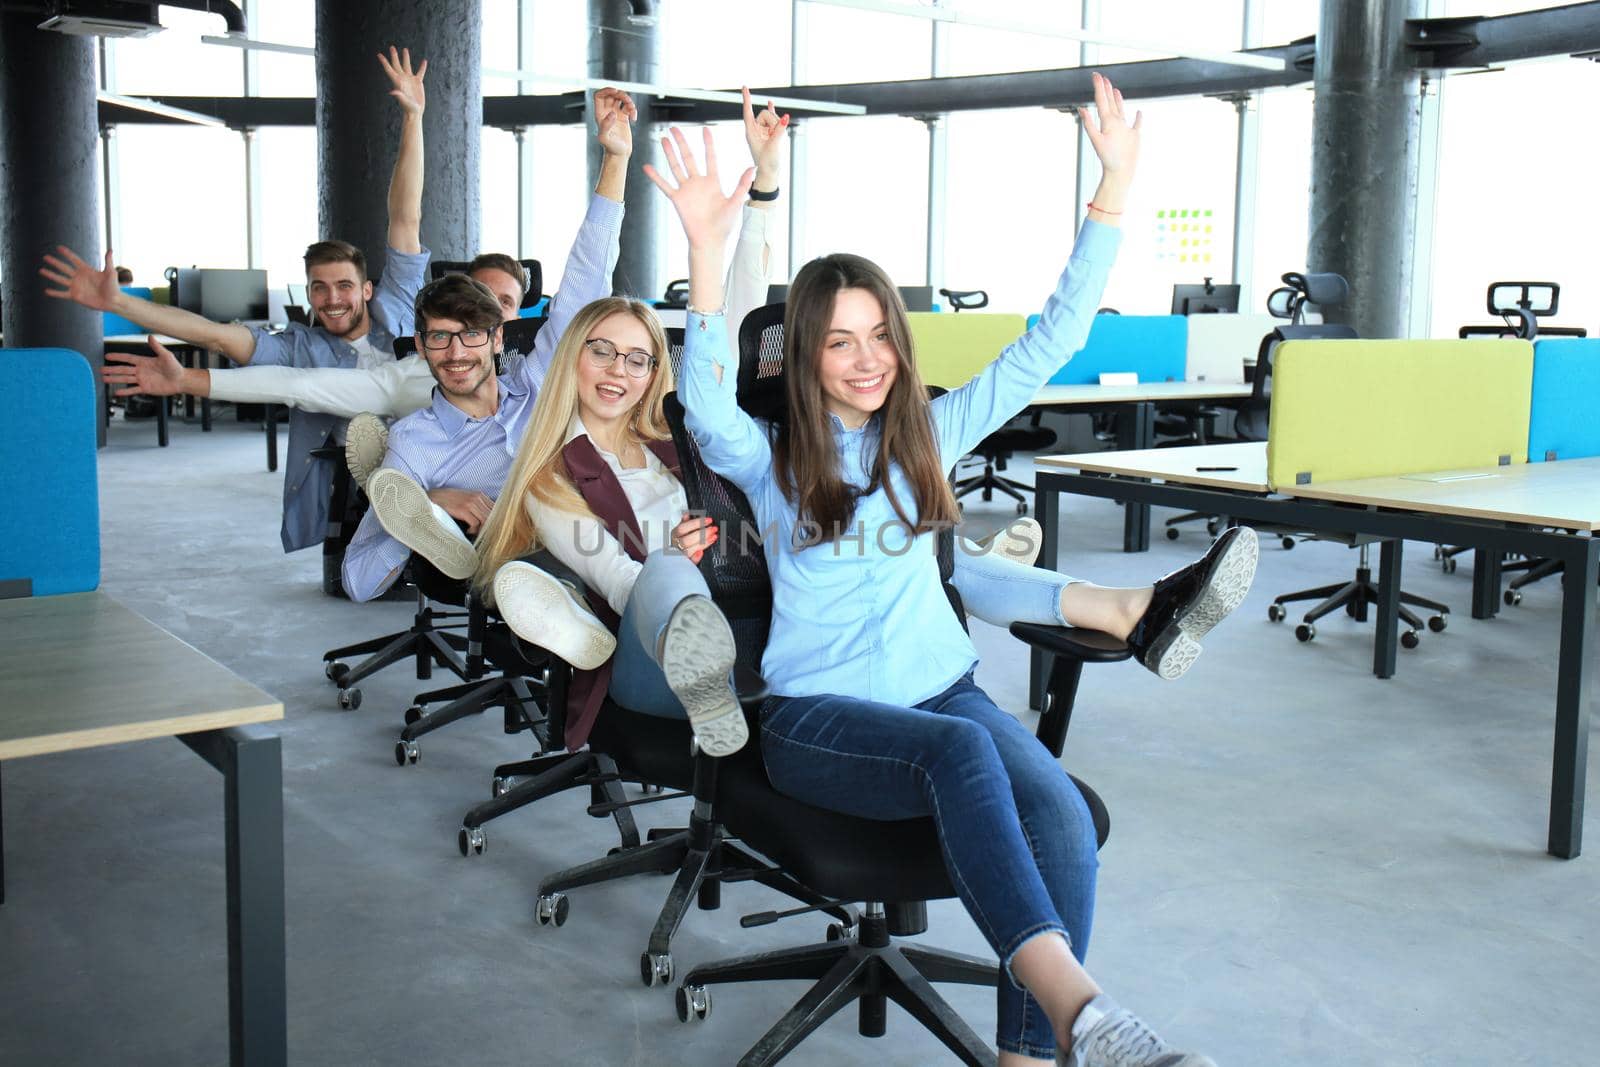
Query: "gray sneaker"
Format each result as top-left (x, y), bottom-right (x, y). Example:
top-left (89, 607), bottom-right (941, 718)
top-left (1059, 995), bottom-right (1217, 1067)
top-left (979, 515), bottom-right (1043, 567)
top-left (658, 595), bottom-right (747, 757)
top-left (493, 562), bottom-right (616, 671)
top-left (345, 412), bottom-right (389, 491)
top-left (366, 467), bottom-right (478, 580)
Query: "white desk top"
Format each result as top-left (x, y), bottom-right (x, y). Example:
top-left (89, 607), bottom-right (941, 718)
top-left (1288, 457), bottom-right (1600, 531)
top-left (1038, 442), bottom-right (1270, 492)
top-left (0, 592), bottom-right (282, 760)
top-left (1032, 381), bottom-right (1253, 407)
top-left (103, 333), bottom-right (189, 346)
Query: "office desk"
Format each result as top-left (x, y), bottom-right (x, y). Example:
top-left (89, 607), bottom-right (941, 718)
top-left (1033, 443), bottom-right (1600, 859)
top-left (104, 334), bottom-right (212, 446)
top-left (1028, 384), bottom-right (1253, 550)
top-left (0, 592), bottom-right (286, 1065)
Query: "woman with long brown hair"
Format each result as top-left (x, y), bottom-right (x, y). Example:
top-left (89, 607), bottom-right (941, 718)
top-left (652, 73), bottom-right (1253, 1067)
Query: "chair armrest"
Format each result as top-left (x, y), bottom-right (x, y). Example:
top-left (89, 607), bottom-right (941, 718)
top-left (734, 663), bottom-right (770, 709)
top-left (1008, 623), bottom-right (1131, 663)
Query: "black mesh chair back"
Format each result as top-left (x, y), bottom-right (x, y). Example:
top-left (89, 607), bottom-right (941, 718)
top-left (1236, 273), bottom-right (1358, 441)
top-left (664, 326), bottom-right (686, 381)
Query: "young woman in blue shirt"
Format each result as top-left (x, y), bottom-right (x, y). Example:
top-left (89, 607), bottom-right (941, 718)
top-left (650, 73), bottom-right (1253, 1067)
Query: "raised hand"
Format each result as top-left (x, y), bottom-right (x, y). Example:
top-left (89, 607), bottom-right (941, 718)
top-left (594, 87), bottom-right (637, 158)
top-left (642, 127), bottom-right (755, 250)
top-left (378, 45), bottom-right (427, 117)
top-left (1079, 71), bottom-right (1141, 182)
top-left (741, 86), bottom-right (788, 181)
top-left (40, 246), bottom-right (122, 312)
top-left (102, 341), bottom-right (184, 397)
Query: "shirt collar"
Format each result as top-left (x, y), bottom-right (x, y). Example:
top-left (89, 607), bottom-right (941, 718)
top-left (430, 373), bottom-right (515, 440)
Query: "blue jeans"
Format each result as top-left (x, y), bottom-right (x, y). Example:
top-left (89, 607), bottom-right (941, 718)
top-left (760, 673), bottom-right (1099, 1059)
top-left (607, 550), bottom-right (712, 718)
top-left (951, 546), bottom-right (1080, 628)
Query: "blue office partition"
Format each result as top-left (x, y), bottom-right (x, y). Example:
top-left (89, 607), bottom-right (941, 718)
top-left (0, 348), bottom-right (100, 596)
top-left (102, 286), bottom-right (153, 336)
top-left (1527, 337), bottom-right (1600, 462)
top-left (1046, 314), bottom-right (1187, 385)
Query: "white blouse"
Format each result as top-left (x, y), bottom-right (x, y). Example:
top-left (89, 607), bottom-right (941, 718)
top-left (528, 414), bottom-right (689, 617)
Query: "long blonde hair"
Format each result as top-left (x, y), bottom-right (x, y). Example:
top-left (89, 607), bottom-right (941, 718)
top-left (472, 297), bottom-right (674, 590)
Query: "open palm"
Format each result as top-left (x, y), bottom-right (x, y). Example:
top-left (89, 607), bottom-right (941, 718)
top-left (643, 127), bottom-right (754, 249)
top-left (378, 45), bottom-right (427, 116)
top-left (40, 246), bottom-right (121, 311)
top-left (1079, 71), bottom-right (1141, 180)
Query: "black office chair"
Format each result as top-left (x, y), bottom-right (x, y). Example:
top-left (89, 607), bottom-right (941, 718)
top-left (1439, 281), bottom-right (1588, 597)
top-left (428, 258), bottom-right (544, 310)
top-left (659, 278), bottom-right (691, 310)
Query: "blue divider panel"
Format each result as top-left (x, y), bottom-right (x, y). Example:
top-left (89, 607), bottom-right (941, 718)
top-left (1528, 337), bottom-right (1600, 462)
top-left (1046, 314), bottom-right (1187, 385)
top-left (519, 295), bottom-right (550, 319)
top-left (0, 348), bottom-right (100, 596)
top-left (102, 287), bottom-right (153, 336)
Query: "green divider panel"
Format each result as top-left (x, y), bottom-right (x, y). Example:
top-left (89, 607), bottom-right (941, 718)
top-left (908, 312), bottom-right (1029, 390)
top-left (1266, 338), bottom-right (1532, 489)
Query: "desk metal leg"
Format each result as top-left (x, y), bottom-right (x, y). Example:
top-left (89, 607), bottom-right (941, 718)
top-left (1548, 539), bottom-right (1597, 859)
top-left (265, 405), bottom-right (279, 473)
top-left (1471, 549), bottom-right (1502, 620)
top-left (1114, 403), bottom-right (1153, 553)
top-left (1373, 539), bottom-right (1401, 679)
top-left (181, 726), bottom-right (287, 1066)
top-left (1, 759), bottom-right (6, 906)
top-left (157, 396), bottom-right (170, 447)
top-left (1031, 481), bottom-right (1061, 711)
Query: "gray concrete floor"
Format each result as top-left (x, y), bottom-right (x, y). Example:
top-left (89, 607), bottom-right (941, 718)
top-left (3, 411), bottom-right (1598, 1066)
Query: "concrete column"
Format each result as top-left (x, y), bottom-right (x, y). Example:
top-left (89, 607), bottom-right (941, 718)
top-left (589, 0), bottom-right (661, 300)
top-left (0, 16), bottom-right (104, 443)
top-left (315, 0), bottom-right (481, 276)
top-left (1308, 0), bottom-right (1423, 337)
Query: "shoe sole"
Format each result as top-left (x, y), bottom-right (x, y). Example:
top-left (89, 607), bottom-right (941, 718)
top-left (368, 470), bottom-right (479, 580)
top-left (990, 517), bottom-right (1043, 567)
top-left (345, 415), bottom-right (389, 491)
top-left (660, 596), bottom-right (747, 757)
top-left (1144, 527), bottom-right (1259, 680)
top-left (493, 564), bottom-right (616, 671)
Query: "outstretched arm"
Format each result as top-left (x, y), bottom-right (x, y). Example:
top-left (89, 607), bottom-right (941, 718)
top-left (379, 45), bottom-right (427, 255)
top-left (41, 247), bottom-right (256, 364)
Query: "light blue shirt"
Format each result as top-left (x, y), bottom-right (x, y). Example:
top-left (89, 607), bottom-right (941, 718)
top-left (247, 244), bottom-right (432, 553)
top-left (679, 219), bottom-right (1119, 704)
top-left (342, 195), bottom-right (624, 602)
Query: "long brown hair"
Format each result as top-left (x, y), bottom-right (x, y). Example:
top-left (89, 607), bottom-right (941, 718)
top-left (471, 297), bottom-right (673, 590)
top-left (774, 253), bottom-right (958, 544)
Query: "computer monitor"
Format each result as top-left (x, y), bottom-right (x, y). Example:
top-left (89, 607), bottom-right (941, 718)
top-left (1171, 280), bottom-right (1240, 316)
top-left (764, 284), bottom-right (935, 312)
top-left (199, 268), bottom-right (269, 323)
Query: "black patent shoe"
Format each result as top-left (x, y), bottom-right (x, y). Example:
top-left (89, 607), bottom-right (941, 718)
top-left (1126, 526), bottom-right (1259, 679)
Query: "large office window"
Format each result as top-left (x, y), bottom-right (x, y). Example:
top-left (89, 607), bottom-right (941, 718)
top-left (939, 1), bottom-right (1087, 77)
top-left (1429, 59), bottom-right (1600, 337)
top-left (255, 127), bottom-right (317, 291)
top-left (250, 0), bottom-right (314, 97)
top-left (793, 115), bottom-right (929, 286)
top-left (523, 125), bottom-right (590, 291)
top-left (481, 126), bottom-right (520, 262)
top-left (660, 0), bottom-right (790, 87)
top-left (1247, 86), bottom-right (1314, 313)
top-left (114, 126), bottom-right (248, 285)
top-left (1096, 0), bottom-right (1246, 63)
top-left (1097, 95), bottom-right (1239, 315)
top-left (942, 108), bottom-right (1080, 316)
top-left (796, 5), bottom-right (932, 84)
top-left (110, 8), bottom-right (242, 96)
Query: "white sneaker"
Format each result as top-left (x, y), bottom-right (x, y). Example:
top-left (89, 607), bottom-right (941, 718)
top-left (1060, 995), bottom-right (1217, 1067)
top-left (345, 412), bottom-right (389, 491)
top-left (977, 515), bottom-right (1043, 567)
top-left (366, 467), bottom-right (478, 580)
top-left (658, 596), bottom-right (747, 757)
top-left (493, 562), bottom-right (616, 671)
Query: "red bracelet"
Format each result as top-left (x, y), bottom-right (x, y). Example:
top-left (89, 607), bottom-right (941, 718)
top-left (1086, 201), bottom-right (1123, 215)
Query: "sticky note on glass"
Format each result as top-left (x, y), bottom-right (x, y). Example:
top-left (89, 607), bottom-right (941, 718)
top-left (1098, 372), bottom-right (1139, 386)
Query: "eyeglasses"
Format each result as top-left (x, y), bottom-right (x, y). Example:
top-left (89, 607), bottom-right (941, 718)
top-left (421, 327), bottom-right (494, 351)
top-left (584, 337), bottom-right (657, 379)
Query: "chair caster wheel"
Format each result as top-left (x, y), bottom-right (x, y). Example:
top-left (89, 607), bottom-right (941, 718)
top-left (1165, 527), bottom-right (1180, 540)
top-left (675, 984), bottom-right (711, 1022)
top-left (1432, 545), bottom-right (1443, 560)
top-left (641, 951), bottom-right (673, 987)
top-left (325, 660), bottom-right (349, 683)
top-left (1428, 614), bottom-right (1448, 633)
top-left (1400, 630), bottom-right (1420, 650)
top-left (458, 826), bottom-right (486, 856)
top-left (1267, 604), bottom-right (1286, 623)
top-left (1281, 537), bottom-right (1296, 550)
top-left (1442, 557), bottom-right (1457, 574)
top-left (1504, 590), bottom-right (1523, 606)
top-left (1294, 623), bottom-right (1315, 642)
top-left (403, 705), bottom-right (423, 725)
top-left (1015, 502), bottom-right (1028, 516)
top-left (337, 688), bottom-right (362, 711)
top-left (826, 920), bottom-right (857, 943)
top-left (492, 776), bottom-right (512, 798)
top-left (394, 739), bottom-right (419, 766)
top-left (640, 782), bottom-right (663, 796)
top-left (535, 892), bottom-right (569, 927)
top-left (1205, 519), bottom-right (1220, 536)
